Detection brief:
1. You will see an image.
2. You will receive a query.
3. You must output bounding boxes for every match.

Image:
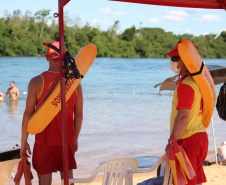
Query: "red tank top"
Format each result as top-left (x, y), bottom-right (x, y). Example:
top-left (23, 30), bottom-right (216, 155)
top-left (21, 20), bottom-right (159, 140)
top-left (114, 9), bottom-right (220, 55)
top-left (35, 71), bottom-right (78, 146)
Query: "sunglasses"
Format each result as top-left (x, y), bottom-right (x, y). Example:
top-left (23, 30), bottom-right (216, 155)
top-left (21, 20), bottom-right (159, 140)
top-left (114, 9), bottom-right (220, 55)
top-left (171, 56), bottom-right (180, 62)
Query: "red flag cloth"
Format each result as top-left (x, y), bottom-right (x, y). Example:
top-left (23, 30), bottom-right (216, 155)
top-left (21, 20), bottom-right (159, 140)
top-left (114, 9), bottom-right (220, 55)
top-left (14, 157), bottom-right (33, 185)
top-left (170, 135), bottom-right (196, 180)
top-left (168, 135), bottom-right (196, 185)
top-left (168, 144), bottom-right (187, 185)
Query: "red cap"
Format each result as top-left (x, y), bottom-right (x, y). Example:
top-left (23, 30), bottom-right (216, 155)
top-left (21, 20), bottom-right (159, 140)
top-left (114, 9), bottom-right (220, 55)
top-left (165, 41), bottom-right (180, 57)
top-left (47, 41), bottom-right (65, 60)
top-left (165, 40), bottom-right (197, 57)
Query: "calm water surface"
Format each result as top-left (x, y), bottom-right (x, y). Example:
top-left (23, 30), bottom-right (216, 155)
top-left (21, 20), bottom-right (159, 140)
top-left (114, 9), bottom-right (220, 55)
top-left (0, 57), bottom-right (226, 183)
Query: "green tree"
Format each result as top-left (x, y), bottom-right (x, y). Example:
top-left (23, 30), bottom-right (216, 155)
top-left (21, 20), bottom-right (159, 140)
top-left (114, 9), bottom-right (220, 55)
top-left (35, 9), bottom-right (51, 38)
top-left (1, 9), bottom-right (226, 58)
top-left (110, 20), bottom-right (120, 41)
top-left (122, 25), bottom-right (136, 41)
top-left (219, 31), bottom-right (226, 42)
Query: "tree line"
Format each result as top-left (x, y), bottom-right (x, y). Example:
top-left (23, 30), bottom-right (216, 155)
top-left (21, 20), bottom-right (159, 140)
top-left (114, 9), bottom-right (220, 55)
top-left (1, 9), bottom-right (226, 58)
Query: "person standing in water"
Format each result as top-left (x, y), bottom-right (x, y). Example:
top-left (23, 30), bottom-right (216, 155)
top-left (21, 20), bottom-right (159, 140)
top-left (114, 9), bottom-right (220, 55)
top-left (0, 90), bottom-right (4, 100)
top-left (2, 81), bottom-right (19, 100)
top-left (20, 41), bottom-right (83, 185)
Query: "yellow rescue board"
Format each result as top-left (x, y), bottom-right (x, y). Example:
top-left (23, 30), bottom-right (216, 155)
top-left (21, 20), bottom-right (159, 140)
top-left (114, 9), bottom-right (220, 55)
top-left (178, 39), bottom-right (216, 128)
top-left (28, 44), bottom-right (97, 134)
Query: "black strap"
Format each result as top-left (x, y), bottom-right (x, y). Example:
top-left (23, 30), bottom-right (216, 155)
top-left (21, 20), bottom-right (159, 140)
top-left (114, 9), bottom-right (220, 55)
top-left (189, 61), bottom-right (204, 76)
top-left (64, 51), bottom-right (83, 85)
top-left (47, 43), bottom-right (60, 54)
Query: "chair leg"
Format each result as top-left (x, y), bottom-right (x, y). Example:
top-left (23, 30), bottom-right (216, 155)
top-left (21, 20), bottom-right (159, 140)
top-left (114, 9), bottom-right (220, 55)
top-left (11, 173), bottom-right (15, 179)
top-left (125, 176), bottom-right (133, 185)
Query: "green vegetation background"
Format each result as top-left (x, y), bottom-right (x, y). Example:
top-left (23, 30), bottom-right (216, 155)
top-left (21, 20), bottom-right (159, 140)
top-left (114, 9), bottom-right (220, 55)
top-left (1, 9), bottom-right (226, 58)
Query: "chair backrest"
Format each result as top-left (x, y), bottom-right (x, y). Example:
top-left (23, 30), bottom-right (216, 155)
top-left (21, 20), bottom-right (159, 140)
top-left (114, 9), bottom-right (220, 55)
top-left (134, 154), bottom-right (172, 185)
top-left (156, 155), bottom-right (173, 185)
top-left (91, 158), bottom-right (138, 185)
top-left (162, 156), bottom-right (173, 185)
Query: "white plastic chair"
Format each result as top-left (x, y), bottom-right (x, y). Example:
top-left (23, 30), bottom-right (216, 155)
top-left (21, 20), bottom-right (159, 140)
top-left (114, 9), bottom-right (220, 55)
top-left (132, 154), bottom-right (173, 185)
top-left (62, 158), bottom-right (138, 185)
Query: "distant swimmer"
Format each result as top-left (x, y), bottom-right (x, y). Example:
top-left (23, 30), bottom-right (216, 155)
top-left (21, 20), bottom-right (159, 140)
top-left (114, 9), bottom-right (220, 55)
top-left (0, 90), bottom-right (4, 100)
top-left (2, 81), bottom-right (19, 100)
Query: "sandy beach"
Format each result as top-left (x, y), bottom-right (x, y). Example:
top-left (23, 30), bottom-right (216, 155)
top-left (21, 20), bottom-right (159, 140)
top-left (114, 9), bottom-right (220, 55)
top-left (50, 163), bottom-right (226, 185)
top-left (6, 162), bottom-right (226, 185)
top-left (6, 156), bottom-right (226, 185)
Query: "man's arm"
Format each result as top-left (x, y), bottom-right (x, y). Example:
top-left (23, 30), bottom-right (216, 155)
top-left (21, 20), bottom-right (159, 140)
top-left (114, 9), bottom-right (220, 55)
top-left (20, 76), bottom-right (40, 157)
top-left (74, 84), bottom-right (83, 152)
top-left (2, 89), bottom-right (9, 98)
top-left (165, 108), bottom-right (190, 156)
top-left (171, 109), bottom-right (190, 140)
top-left (15, 88), bottom-right (19, 99)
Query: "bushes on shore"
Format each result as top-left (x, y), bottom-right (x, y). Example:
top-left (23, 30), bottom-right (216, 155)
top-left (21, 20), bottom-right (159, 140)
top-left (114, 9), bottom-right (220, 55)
top-left (0, 9), bottom-right (226, 58)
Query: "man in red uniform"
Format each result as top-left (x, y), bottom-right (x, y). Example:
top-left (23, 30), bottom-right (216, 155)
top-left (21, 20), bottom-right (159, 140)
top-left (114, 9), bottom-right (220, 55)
top-left (165, 41), bottom-right (208, 185)
top-left (20, 41), bottom-right (83, 185)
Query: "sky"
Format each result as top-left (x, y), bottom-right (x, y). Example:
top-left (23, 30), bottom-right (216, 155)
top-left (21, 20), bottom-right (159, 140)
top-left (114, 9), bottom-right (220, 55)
top-left (1, 0), bottom-right (226, 36)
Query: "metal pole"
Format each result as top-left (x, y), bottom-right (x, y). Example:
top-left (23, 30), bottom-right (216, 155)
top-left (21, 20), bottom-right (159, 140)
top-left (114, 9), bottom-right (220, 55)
top-left (58, 0), bottom-right (69, 184)
top-left (211, 118), bottom-right (218, 165)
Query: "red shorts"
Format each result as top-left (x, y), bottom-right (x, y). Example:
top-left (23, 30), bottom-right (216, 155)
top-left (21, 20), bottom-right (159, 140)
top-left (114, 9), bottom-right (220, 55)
top-left (178, 132), bottom-right (208, 185)
top-left (32, 144), bottom-right (77, 174)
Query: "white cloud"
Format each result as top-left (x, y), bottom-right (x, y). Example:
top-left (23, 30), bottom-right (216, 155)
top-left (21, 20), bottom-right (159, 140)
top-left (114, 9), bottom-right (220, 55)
top-left (162, 15), bottom-right (185, 21)
top-left (162, 9), bottom-right (188, 22)
top-left (100, 8), bottom-right (111, 14)
top-left (112, 12), bottom-right (125, 16)
top-left (149, 17), bottom-right (162, 23)
top-left (98, 8), bottom-right (124, 17)
top-left (199, 14), bottom-right (221, 22)
top-left (166, 9), bottom-right (188, 17)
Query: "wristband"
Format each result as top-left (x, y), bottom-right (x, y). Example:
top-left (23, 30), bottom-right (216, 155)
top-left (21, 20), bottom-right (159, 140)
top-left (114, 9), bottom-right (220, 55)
top-left (168, 138), bottom-right (173, 146)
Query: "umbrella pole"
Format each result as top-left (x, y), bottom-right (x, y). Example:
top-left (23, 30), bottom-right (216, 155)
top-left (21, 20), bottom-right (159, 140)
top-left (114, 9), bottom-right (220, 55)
top-left (58, 0), bottom-right (71, 185)
top-left (211, 118), bottom-right (218, 165)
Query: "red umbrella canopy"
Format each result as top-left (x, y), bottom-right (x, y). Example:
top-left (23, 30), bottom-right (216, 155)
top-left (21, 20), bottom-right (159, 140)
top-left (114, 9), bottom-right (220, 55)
top-left (110, 0), bottom-right (226, 10)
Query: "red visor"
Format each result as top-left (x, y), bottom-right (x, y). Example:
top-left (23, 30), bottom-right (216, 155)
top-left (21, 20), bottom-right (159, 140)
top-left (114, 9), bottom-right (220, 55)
top-left (166, 41), bottom-right (196, 57)
top-left (165, 41), bottom-right (180, 57)
top-left (165, 48), bottom-right (179, 57)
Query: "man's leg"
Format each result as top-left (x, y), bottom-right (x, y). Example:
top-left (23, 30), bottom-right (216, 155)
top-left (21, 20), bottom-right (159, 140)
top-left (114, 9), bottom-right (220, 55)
top-left (38, 173), bottom-right (52, 185)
